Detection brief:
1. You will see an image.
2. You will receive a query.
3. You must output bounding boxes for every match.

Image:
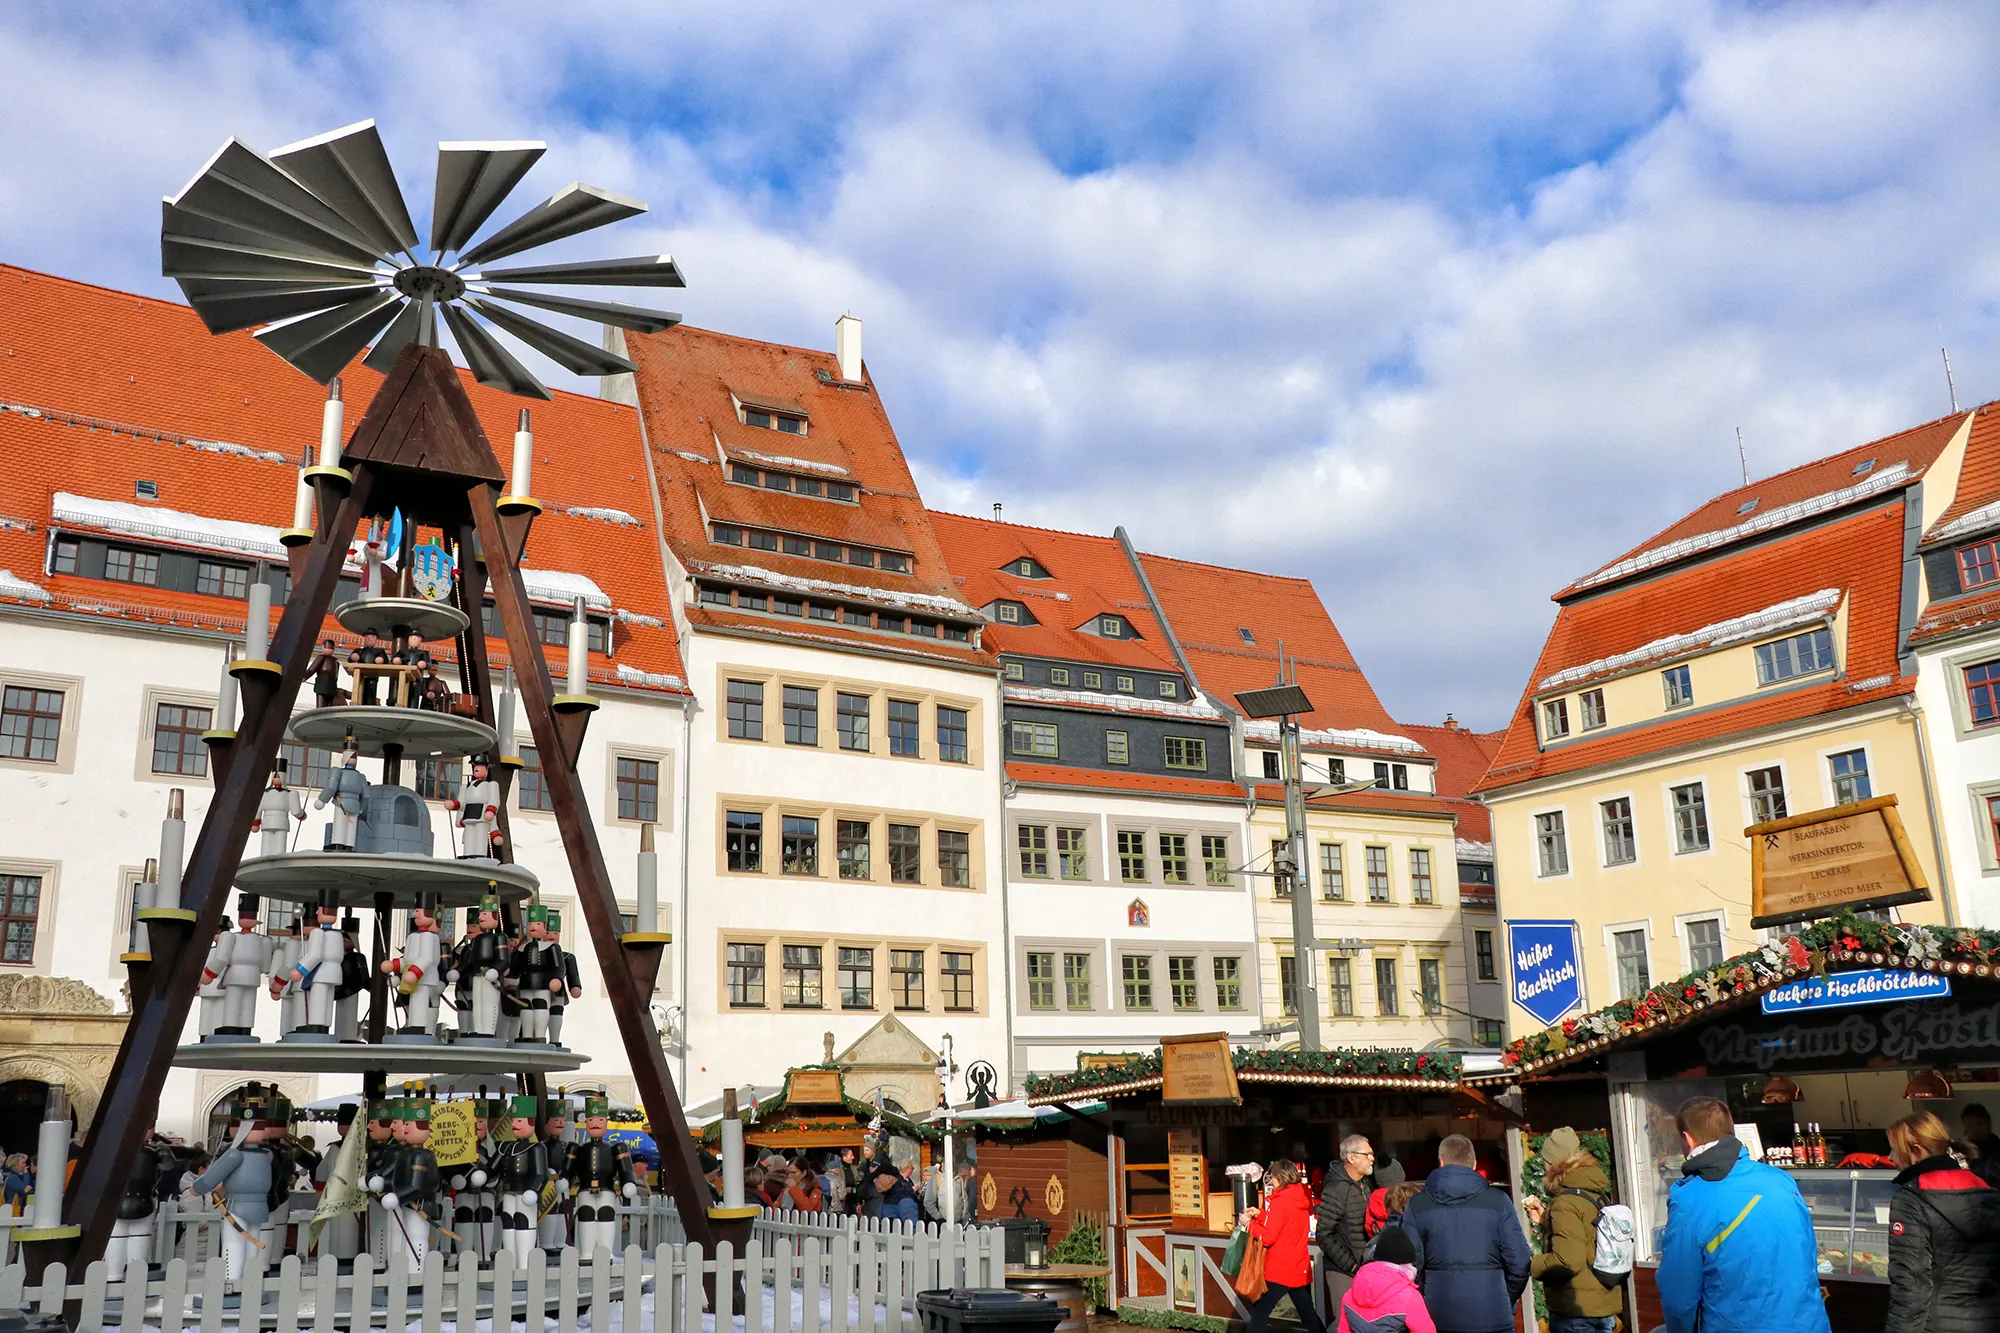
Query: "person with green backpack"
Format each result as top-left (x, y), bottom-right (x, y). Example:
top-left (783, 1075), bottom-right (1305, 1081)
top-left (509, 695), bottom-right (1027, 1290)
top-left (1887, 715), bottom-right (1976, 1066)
top-left (1522, 1128), bottom-right (1625, 1333)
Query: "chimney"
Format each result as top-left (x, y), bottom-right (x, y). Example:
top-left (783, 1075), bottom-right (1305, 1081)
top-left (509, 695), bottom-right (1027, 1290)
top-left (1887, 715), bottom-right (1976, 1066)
top-left (835, 314), bottom-right (862, 382)
top-left (1444, 713), bottom-right (1459, 730)
top-left (993, 503), bottom-right (1003, 521)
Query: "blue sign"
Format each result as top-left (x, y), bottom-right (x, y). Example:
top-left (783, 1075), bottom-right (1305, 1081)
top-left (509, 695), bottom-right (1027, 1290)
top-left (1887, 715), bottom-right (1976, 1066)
top-left (1761, 968), bottom-right (1951, 1015)
top-left (1508, 919), bottom-right (1584, 1027)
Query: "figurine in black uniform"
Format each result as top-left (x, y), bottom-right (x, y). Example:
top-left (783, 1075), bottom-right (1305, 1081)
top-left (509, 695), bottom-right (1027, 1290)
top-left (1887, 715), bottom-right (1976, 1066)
top-left (548, 909), bottom-right (581, 1046)
top-left (348, 631), bottom-right (390, 705)
top-left (564, 1093), bottom-right (638, 1258)
top-left (463, 897), bottom-right (507, 1039)
top-left (106, 1131), bottom-right (163, 1280)
top-left (369, 1091), bottom-right (441, 1270)
top-left (496, 1093), bottom-right (551, 1265)
top-left (364, 1099), bottom-right (395, 1265)
top-left (508, 904), bottom-right (561, 1042)
top-left (334, 918), bottom-right (370, 1041)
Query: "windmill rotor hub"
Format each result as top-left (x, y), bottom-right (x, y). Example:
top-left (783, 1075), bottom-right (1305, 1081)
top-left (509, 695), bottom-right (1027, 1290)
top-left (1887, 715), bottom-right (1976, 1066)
top-left (394, 265), bottom-right (465, 303)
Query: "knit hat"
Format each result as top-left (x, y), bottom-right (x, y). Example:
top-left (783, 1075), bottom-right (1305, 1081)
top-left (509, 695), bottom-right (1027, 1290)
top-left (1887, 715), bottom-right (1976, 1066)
top-left (1372, 1226), bottom-right (1417, 1267)
top-left (1374, 1158), bottom-right (1406, 1189)
top-left (1540, 1126), bottom-right (1582, 1164)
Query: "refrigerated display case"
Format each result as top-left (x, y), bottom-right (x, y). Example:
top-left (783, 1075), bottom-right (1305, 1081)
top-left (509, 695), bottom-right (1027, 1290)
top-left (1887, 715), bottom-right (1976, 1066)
top-left (1788, 1167), bottom-right (1897, 1281)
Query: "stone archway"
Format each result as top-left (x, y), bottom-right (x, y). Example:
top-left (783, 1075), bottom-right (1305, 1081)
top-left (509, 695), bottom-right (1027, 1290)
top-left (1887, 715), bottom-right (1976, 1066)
top-left (0, 976), bottom-right (128, 1132)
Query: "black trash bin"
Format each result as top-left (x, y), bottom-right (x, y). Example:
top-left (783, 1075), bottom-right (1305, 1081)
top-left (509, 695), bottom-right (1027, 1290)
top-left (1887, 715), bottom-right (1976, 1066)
top-left (0, 1313), bottom-right (71, 1332)
top-left (991, 1216), bottom-right (1049, 1266)
top-left (916, 1288), bottom-right (1066, 1333)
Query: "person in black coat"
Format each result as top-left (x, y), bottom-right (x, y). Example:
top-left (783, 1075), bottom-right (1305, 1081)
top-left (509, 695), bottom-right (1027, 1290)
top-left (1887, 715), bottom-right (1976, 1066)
top-left (1886, 1112), bottom-right (2000, 1333)
top-left (1400, 1134), bottom-right (1530, 1333)
top-left (1314, 1134), bottom-right (1375, 1304)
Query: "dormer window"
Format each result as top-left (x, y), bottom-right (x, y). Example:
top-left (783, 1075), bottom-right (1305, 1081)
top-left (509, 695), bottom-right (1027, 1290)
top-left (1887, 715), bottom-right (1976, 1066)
top-left (1961, 540), bottom-right (2000, 589)
top-left (1238, 628), bottom-right (1255, 644)
top-left (1853, 458), bottom-right (1877, 476)
top-left (1736, 498), bottom-right (1758, 516)
top-left (997, 603), bottom-right (1020, 623)
top-left (1158, 680), bottom-right (1179, 699)
top-left (744, 407), bottom-right (805, 435)
top-left (135, 480), bottom-right (159, 500)
top-left (1007, 557), bottom-right (1050, 579)
top-left (1100, 616), bottom-right (1124, 637)
top-left (727, 462), bottom-right (856, 504)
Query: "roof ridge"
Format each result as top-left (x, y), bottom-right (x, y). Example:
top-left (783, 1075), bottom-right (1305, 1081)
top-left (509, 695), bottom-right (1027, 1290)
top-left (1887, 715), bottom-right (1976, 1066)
top-left (928, 509), bottom-right (1120, 546)
top-left (1135, 545), bottom-right (1316, 585)
top-left (640, 321), bottom-right (847, 370)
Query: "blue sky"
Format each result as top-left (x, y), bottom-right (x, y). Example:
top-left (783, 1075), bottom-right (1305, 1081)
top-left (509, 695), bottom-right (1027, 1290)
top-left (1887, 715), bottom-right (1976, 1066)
top-left (5, 1), bottom-right (2000, 731)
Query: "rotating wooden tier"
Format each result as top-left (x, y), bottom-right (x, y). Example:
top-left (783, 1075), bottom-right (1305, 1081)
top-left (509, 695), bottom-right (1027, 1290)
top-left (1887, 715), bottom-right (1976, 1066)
top-left (334, 595), bottom-right (471, 642)
top-left (172, 1039), bottom-right (586, 1074)
top-left (235, 852), bottom-right (537, 908)
top-left (289, 705), bottom-right (496, 759)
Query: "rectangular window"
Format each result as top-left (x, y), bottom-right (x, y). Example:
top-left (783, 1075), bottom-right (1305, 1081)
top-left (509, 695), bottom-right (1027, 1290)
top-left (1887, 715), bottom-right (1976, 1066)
top-left (263, 898), bottom-right (302, 937)
top-left (1169, 955), bottom-right (1199, 1011)
top-left (1579, 688), bottom-right (1606, 730)
top-left (1962, 541), bottom-right (2000, 588)
top-left (616, 757), bottom-right (659, 821)
top-left (726, 679), bottom-right (764, 740)
top-left (413, 758), bottom-right (461, 801)
top-left (1025, 952), bottom-right (1056, 1009)
top-left (1049, 667), bottom-right (1070, 686)
top-left (1829, 749), bottom-right (1872, 804)
top-left (937, 829), bottom-right (971, 887)
top-left (1082, 671), bottom-right (1101, 689)
top-left (1474, 930), bottom-right (1497, 981)
top-left (1541, 698), bottom-right (1569, 739)
top-left (280, 741), bottom-right (336, 795)
top-left (1373, 762), bottom-right (1391, 789)
top-left (782, 945), bottom-right (823, 1008)
top-left (1160, 833), bottom-right (1190, 884)
top-left (1365, 845), bottom-right (1391, 901)
top-left (0, 687), bottom-right (63, 763)
top-left (1614, 929), bottom-right (1651, 1000)
top-left (936, 706), bottom-right (969, 763)
top-left (941, 951), bottom-right (975, 1011)
top-left (1475, 1018), bottom-right (1504, 1046)
top-left (1058, 827), bottom-right (1088, 879)
top-left (1535, 812), bottom-right (1569, 876)
top-left (1018, 825), bottom-right (1050, 877)
top-left (1163, 736), bottom-right (1207, 770)
top-left (1213, 956), bottom-right (1242, 1010)
top-left (1117, 830), bottom-right (1147, 882)
top-left (1105, 730), bottom-right (1129, 765)
top-left (1747, 766), bottom-right (1787, 824)
top-left (1969, 661), bottom-right (2000, 726)
top-left (1419, 958), bottom-right (1443, 1015)
top-left (1115, 674), bottom-right (1134, 691)
top-left (1375, 957), bottom-right (1399, 1016)
top-left (517, 746), bottom-right (554, 812)
top-left (1004, 663), bottom-right (1025, 681)
top-left (1279, 955), bottom-right (1298, 1016)
top-left (1600, 797), bottom-right (1636, 866)
top-left (726, 810), bottom-right (763, 872)
top-left (892, 949), bottom-right (925, 1009)
top-left (151, 701), bottom-right (212, 776)
top-left (1686, 918), bottom-right (1724, 971)
top-left (1122, 955), bottom-right (1154, 1010)
top-left (888, 700), bottom-right (921, 756)
top-left (105, 547), bottom-right (160, 586)
top-left (838, 820), bottom-right (872, 879)
top-left (727, 943), bottom-right (766, 1007)
top-left (888, 824), bottom-right (922, 884)
top-left (1755, 628), bottom-right (1835, 685)
top-left (51, 539), bottom-right (77, 574)
top-left (1320, 843), bottom-right (1345, 899)
top-left (782, 686), bottom-right (819, 746)
top-left (1263, 751), bottom-right (1281, 780)
top-left (836, 692), bottom-right (870, 751)
top-left (195, 561), bottom-right (249, 599)
top-left (996, 603), bottom-right (1021, 624)
top-left (1671, 783), bottom-right (1710, 852)
top-left (1328, 957), bottom-right (1354, 1016)
top-left (1203, 834), bottom-right (1231, 886)
top-left (781, 816), bottom-right (819, 875)
top-left (1048, 951), bottom-right (1087, 1011)
top-left (0, 874), bottom-right (39, 964)
top-left (1662, 664), bottom-right (1693, 709)
top-left (1409, 848), bottom-right (1433, 904)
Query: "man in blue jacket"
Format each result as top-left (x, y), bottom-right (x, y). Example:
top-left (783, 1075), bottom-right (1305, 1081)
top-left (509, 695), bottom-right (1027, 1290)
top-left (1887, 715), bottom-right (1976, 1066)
top-left (1658, 1096), bottom-right (1829, 1333)
top-left (1402, 1134), bottom-right (1531, 1332)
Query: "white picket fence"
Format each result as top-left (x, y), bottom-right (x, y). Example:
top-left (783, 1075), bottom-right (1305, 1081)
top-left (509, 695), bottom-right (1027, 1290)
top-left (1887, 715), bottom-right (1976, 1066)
top-left (0, 1212), bottom-right (1006, 1330)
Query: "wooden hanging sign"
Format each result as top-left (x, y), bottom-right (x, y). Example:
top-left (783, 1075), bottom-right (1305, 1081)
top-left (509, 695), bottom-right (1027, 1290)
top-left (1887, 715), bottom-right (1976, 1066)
top-left (1749, 794), bottom-right (1931, 928)
top-left (1160, 1032), bottom-right (1241, 1105)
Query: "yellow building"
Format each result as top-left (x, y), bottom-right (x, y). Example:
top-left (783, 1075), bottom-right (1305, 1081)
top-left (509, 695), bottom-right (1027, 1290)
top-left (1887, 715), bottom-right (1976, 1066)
top-left (1477, 411), bottom-right (1974, 1037)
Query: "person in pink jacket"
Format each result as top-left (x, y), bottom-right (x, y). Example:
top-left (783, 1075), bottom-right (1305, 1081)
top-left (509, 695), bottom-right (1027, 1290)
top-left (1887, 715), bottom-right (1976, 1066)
top-left (1337, 1227), bottom-right (1436, 1333)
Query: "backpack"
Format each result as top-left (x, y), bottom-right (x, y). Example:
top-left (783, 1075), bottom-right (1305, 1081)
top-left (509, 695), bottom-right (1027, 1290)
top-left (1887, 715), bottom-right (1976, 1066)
top-left (1557, 1188), bottom-right (1635, 1287)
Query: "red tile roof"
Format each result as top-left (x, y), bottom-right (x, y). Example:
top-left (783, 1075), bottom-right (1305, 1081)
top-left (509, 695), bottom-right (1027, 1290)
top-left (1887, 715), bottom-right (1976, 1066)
top-left (927, 511), bottom-right (1184, 674)
top-left (1557, 411), bottom-right (1967, 597)
top-left (623, 325), bottom-right (993, 669)
top-left (0, 264), bottom-right (687, 694)
top-left (1922, 403), bottom-right (2000, 549)
top-left (1909, 584), bottom-right (2000, 648)
top-left (1398, 722), bottom-right (1505, 842)
top-left (684, 603), bottom-right (994, 669)
top-left (1477, 504), bottom-right (1913, 794)
top-left (1243, 781), bottom-right (1458, 822)
top-left (1005, 762), bottom-right (1247, 802)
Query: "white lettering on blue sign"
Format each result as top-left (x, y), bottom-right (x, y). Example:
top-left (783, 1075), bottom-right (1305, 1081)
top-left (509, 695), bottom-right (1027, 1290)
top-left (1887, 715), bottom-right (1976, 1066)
top-left (1507, 920), bottom-right (1584, 1027)
top-left (1760, 968), bottom-right (1951, 1015)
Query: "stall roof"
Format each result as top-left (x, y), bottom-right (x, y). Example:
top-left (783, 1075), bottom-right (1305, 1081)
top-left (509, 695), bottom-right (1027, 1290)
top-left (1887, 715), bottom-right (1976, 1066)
top-left (1023, 1046), bottom-right (1463, 1106)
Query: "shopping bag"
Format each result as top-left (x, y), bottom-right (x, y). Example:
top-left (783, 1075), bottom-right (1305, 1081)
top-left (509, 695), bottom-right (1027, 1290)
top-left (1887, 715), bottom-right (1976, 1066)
top-left (1232, 1237), bottom-right (1266, 1302)
top-left (1220, 1226), bottom-right (1248, 1279)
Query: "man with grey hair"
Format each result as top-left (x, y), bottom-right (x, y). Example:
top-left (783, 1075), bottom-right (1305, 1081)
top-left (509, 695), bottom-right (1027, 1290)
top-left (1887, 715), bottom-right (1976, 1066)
top-left (1403, 1134), bottom-right (1530, 1333)
top-left (1314, 1133), bottom-right (1376, 1305)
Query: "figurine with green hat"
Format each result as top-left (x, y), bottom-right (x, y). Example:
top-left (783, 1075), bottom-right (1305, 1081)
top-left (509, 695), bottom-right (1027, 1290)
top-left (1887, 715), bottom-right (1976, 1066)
top-left (497, 1092), bottom-right (553, 1264)
top-left (370, 1086), bottom-right (441, 1269)
top-left (509, 903), bottom-right (562, 1043)
top-left (463, 891), bottom-right (507, 1041)
top-left (563, 1091), bottom-right (638, 1259)
top-left (548, 908), bottom-right (581, 1046)
top-left (191, 1082), bottom-right (286, 1279)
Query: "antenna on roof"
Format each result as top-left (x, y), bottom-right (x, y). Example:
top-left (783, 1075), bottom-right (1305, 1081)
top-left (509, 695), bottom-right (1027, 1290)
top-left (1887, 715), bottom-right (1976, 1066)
top-left (1943, 345), bottom-right (1961, 413)
top-left (1735, 426), bottom-right (1748, 487)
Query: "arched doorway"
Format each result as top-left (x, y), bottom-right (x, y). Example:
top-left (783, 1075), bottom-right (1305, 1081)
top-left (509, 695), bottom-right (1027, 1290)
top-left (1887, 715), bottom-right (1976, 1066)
top-left (0, 1080), bottom-right (72, 1160)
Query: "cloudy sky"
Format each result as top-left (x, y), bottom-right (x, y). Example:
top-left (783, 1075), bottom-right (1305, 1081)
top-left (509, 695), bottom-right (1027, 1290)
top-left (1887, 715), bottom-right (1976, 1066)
top-left (5, 2), bottom-right (1998, 731)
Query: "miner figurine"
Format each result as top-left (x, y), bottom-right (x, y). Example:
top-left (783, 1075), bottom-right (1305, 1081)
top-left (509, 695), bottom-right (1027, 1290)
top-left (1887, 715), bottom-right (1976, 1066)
top-left (334, 917), bottom-right (368, 1041)
top-left (105, 1129), bottom-right (163, 1281)
top-left (564, 1094), bottom-right (638, 1259)
top-left (447, 755), bottom-right (502, 860)
top-left (548, 909), bottom-right (581, 1045)
top-left (279, 889), bottom-right (346, 1037)
top-left (369, 1093), bottom-right (441, 1272)
top-left (270, 917), bottom-right (304, 1037)
top-left (315, 746), bottom-right (367, 851)
top-left (364, 1099), bottom-right (395, 1265)
top-left (381, 895), bottom-right (444, 1039)
top-left (451, 1091), bottom-right (500, 1259)
top-left (250, 759), bottom-right (306, 856)
top-left (464, 895), bottom-right (506, 1040)
top-left (448, 906), bottom-right (479, 1036)
top-left (200, 894), bottom-right (272, 1039)
top-left (539, 1093), bottom-right (571, 1252)
top-left (315, 1102), bottom-right (363, 1262)
top-left (191, 1084), bottom-right (284, 1280)
top-left (496, 1092), bottom-right (551, 1265)
top-left (509, 904), bottom-right (562, 1043)
top-left (348, 630), bottom-right (389, 706)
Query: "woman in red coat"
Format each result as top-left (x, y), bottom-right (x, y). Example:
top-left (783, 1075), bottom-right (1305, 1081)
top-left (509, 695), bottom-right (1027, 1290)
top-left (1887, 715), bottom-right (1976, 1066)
top-left (1243, 1160), bottom-right (1328, 1333)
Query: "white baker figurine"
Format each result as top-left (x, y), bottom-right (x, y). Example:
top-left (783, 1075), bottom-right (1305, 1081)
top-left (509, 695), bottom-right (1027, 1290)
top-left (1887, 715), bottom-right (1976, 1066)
top-left (315, 746), bottom-right (367, 851)
top-left (251, 759), bottom-right (306, 856)
top-left (279, 890), bottom-right (346, 1038)
top-left (447, 755), bottom-right (503, 861)
top-left (381, 896), bottom-right (445, 1039)
top-left (199, 894), bottom-right (272, 1038)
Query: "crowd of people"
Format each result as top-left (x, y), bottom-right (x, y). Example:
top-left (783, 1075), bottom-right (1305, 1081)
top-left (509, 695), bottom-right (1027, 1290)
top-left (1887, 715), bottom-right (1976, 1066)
top-left (1232, 1096), bottom-right (2000, 1333)
top-left (698, 1140), bottom-right (979, 1225)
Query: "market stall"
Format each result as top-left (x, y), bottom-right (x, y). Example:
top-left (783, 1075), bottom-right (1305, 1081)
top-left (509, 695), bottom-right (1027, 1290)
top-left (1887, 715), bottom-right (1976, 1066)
top-left (699, 1065), bottom-right (937, 1157)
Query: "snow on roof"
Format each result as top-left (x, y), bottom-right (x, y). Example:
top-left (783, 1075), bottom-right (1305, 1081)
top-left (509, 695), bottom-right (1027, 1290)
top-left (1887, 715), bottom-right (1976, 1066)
top-left (1239, 718), bottom-right (1426, 755)
top-left (617, 609), bottom-right (667, 627)
top-left (1927, 497), bottom-right (2000, 546)
top-left (1847, 672), bottom-right (1897, 692)
top-left (1537, 588), bottom-right (1843, 691)
top-left (615, 663), bottom-right (686, 691)
top-left (189, 438), bottom-right (288, 465)
top-left (1456, 838), bottom-right (1493, 862)
top-left (522, 568), bottom-right (613, 612)
top-left (1004, 684), bottom-right (1225, 721)
top-left (1569, 464), bottom-right (1911, 593)
top-left (730, 448), bottom-right (850, 477)
top-left (674, 451), bottom-right (713, 465)
top-left (0, 570), bottom-right (51, 602)
top-left (698, 562), bottom-right (981, 618)
top-left (554, 505), bottom-right (642, 528)
top-left (53, 491), bottom-right (289, 560)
